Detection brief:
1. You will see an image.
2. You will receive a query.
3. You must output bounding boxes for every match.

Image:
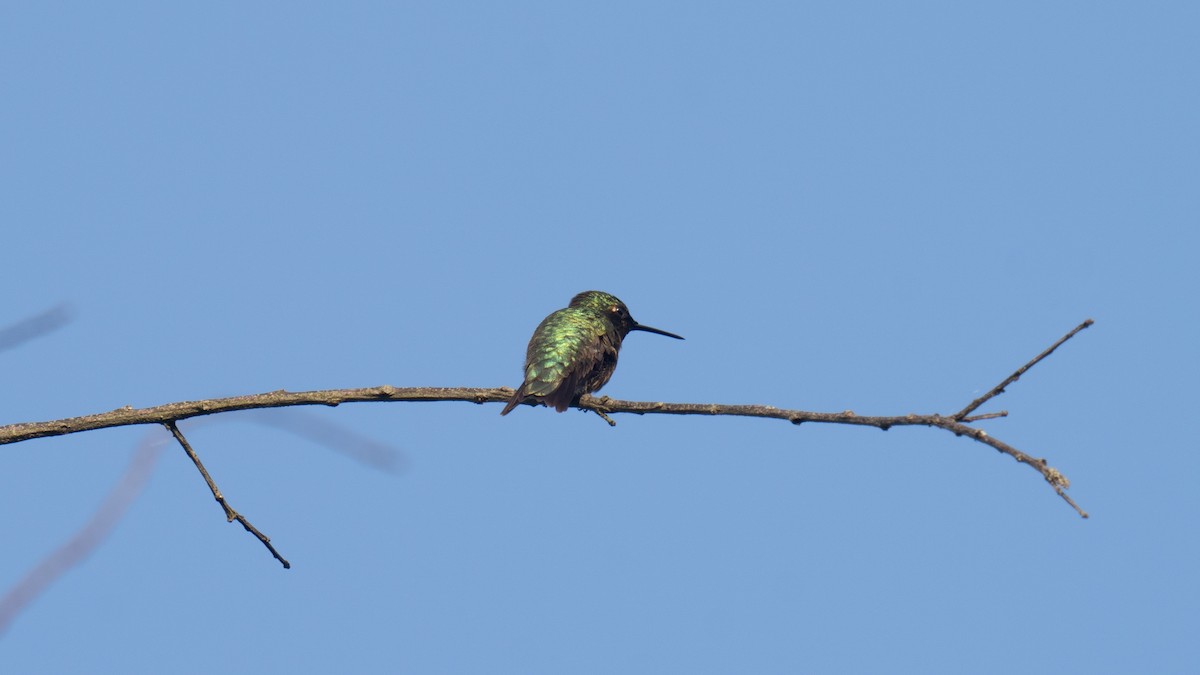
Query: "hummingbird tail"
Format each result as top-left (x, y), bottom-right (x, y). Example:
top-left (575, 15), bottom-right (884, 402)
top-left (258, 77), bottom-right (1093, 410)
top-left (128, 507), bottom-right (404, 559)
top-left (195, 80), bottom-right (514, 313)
top-left (500, 384), bottom-right (526, 416)
top-left (543, 374), bottom-right (580, 413)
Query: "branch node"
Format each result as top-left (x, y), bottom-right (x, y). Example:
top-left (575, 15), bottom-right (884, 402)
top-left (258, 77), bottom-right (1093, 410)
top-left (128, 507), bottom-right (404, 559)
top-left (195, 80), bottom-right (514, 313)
top-left (1044, 467), bottom-right (1070, 490)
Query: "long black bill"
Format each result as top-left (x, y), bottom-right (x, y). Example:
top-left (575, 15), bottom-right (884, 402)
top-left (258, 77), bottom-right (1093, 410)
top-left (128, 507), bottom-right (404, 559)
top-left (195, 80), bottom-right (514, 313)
top-left (630, 323), bottom-right (685, 340)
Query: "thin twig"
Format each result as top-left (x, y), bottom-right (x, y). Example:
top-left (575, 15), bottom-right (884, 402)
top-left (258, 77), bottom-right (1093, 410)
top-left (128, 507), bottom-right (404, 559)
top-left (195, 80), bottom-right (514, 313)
top-left (953, 319), bottom-right (1094, 420)
top-left (923, 417), bottom-right (1088, 518)
top-left (164, 421), bottom-right (290, 569)
top-left (587, 397), bottom-right (617, 426)
top-left (960, 411), bottom-right (1008, 422)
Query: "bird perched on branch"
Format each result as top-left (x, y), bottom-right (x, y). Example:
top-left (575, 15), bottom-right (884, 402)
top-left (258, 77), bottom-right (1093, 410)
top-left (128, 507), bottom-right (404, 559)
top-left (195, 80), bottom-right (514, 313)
top-left (501, 291), bottom-right (684, 415)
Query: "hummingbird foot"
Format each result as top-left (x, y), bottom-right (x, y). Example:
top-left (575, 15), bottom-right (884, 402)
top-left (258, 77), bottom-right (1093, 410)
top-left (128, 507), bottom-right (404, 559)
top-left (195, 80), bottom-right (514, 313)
top-left (578, 394), bottom-right (617, 426)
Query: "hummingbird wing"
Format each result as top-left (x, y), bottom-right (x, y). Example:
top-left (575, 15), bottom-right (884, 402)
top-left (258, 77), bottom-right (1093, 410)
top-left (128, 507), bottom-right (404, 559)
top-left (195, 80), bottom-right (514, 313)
top-left (512, 309), bottom-right (614, 413)
top-left (538, 338), bottom-right (607, 412)
top-left (500, 310), bottom-right (581, 415)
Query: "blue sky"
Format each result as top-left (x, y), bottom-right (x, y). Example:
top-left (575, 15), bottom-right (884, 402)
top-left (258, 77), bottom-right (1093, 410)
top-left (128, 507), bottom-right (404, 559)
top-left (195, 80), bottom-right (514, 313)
top-left (1, 2), bottom-right (1196, 673)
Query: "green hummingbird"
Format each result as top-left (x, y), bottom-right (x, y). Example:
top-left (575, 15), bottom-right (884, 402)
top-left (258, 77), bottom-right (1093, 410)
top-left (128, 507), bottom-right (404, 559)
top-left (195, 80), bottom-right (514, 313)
top-left (500, 291), bottom-right (684, 415)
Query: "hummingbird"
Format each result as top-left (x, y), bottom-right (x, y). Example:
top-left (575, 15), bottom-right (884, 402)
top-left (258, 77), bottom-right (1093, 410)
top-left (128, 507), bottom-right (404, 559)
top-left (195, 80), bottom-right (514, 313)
top-left (500, 291), bottom-right (684, 415)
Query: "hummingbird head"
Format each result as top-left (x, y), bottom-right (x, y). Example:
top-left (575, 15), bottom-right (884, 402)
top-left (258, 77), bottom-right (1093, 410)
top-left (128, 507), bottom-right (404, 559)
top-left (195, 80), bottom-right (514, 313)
top-left (568, 291), bottom-right (685, 341)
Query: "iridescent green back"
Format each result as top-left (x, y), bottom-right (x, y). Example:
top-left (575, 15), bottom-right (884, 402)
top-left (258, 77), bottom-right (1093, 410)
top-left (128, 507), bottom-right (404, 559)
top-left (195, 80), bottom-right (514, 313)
top-left (522, 305), bottom-right (620, 403)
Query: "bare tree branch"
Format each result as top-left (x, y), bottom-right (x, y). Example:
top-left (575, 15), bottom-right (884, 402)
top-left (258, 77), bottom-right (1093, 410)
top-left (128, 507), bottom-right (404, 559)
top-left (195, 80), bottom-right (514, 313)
top-left (0, 318), bottom-right (1095, 568)
top-left (0, 387), bottom-right (496, 445)
top-left (164, 421), bottom-right (290, 569)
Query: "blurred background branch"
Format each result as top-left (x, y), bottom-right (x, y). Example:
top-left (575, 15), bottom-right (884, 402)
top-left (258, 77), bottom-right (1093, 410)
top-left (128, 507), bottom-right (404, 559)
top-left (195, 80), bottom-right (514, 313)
top-left (0, 305), bottom-right (74, 353)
